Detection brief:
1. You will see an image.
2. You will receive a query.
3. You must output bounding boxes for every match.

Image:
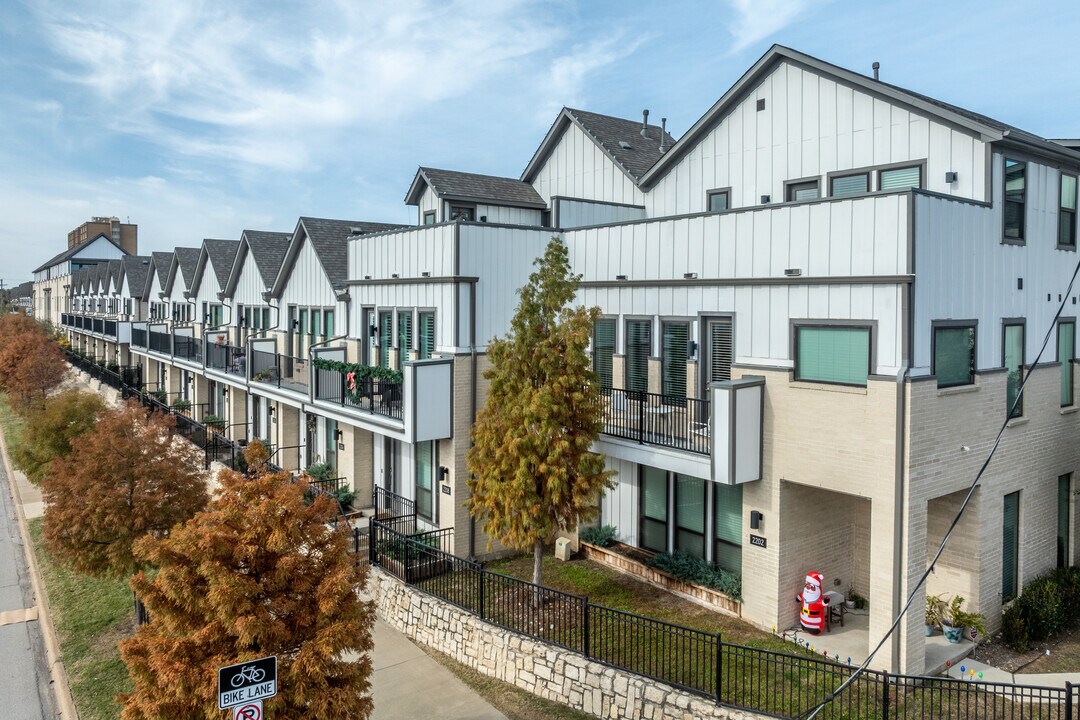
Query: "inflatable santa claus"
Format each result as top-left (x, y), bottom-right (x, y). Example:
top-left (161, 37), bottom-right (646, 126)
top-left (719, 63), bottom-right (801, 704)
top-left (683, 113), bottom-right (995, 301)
top-left (796, 571), bottom-right (830, 634)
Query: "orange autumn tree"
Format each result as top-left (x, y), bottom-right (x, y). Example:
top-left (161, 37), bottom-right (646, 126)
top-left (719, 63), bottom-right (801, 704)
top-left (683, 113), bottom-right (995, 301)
top-left (119, 440), bottom-right (374, 720)
top-left (11, 389), bottom-right (106, 484)
top-left (42, 401), bottom-right (207, 578)
top-left (0, 329), bottom-right (66, 413)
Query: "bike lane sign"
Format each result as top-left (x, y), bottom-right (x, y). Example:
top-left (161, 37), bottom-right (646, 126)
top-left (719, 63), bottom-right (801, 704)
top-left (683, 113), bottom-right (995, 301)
top-left (218, 656), bottom-right (277, 710)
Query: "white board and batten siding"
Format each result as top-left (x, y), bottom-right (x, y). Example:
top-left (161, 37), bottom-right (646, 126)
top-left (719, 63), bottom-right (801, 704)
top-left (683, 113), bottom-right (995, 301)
top-left (913, 153), bottom-right (1080, 372)
top-left (599, 457), bottom-right (640, 548)
top-left (349, 225), bottom-right (456, 285)
top-left (473, 204), bottom-right (544, 226)
top-left (566, 194), bottom-right (908, 373)
top-left (191, 260), bottom-right (223, 312)
top-left (644, 60), bottom-right (988, 217)
top-left (417, 186), bottom-right (440, 223)
top-left (350, 283), bottom-right (457, 352)
top-left (278, 239), bottom-right (342, 311)
top-left (232, 249), bottom-right (269, 307)
top-left (530, 121), bottom-right (646, 208)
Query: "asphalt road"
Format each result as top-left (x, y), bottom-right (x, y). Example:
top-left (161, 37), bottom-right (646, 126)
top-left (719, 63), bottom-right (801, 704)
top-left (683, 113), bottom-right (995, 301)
top-left (0, 457), bottom-right (53, 720)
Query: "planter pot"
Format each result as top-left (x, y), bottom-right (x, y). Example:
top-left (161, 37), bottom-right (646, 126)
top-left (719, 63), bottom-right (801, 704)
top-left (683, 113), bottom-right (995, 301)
top-left (941, 622), bottom-right (963, 644)
top-left (924, 624), bottom-right (936, 637)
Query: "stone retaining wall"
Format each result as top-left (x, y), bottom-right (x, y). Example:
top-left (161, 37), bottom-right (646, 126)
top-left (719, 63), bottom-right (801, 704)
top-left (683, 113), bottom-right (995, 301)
top-left (371, 568), bottom-right (768, 720)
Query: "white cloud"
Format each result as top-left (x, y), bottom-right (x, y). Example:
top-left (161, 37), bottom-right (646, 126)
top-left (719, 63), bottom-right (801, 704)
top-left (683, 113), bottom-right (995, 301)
top-left (726, 0), bottom-right (811, 54)
top-left (538, 33), bottom-right (651, 121)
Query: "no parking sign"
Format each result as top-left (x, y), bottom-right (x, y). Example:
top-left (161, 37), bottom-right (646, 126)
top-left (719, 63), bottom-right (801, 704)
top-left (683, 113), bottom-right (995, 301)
top-left (233, 700), bottom-right (262, 720)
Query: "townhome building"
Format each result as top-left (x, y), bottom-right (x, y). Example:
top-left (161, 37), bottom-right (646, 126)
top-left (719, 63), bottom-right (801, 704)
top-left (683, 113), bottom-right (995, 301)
top-left (49, 45), bottom-right (1080, 676)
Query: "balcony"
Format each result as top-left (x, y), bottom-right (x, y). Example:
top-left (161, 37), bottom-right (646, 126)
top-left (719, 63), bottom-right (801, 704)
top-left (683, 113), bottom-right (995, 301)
top-left (313, 363), bottom-right (403, 421)
top-left (205, 342), bottom-right (247, 379)
top-left (148, 329), bottom-right (172, 354)
top-left (173, 334), bottom-right (202, 363)
top-left (249, 349), bottom-right (309, 395)
top-left (600, 387), bottom-right (711, 455)
top-left (131, 325), bottom-right (147, 349)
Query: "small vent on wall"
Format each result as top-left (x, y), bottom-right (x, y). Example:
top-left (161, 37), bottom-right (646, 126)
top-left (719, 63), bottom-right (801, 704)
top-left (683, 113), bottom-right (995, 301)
top-left (756, 98), bottom-right (766, 111)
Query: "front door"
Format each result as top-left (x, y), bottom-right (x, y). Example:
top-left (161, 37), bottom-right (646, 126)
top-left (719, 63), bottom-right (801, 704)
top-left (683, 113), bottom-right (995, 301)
top-left (383, 437), bottom-right (398, 494)
top-left (305, 413), bottom-right (318, 468)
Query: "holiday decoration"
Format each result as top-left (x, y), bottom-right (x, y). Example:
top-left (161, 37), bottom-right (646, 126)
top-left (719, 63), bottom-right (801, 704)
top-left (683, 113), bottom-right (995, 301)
top-left (796, 571), bottom-right (830, 634)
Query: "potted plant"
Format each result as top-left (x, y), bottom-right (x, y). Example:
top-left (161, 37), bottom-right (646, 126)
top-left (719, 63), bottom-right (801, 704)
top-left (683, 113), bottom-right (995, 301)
top-left (203, 413), bottom-right (225, 432)
top-left (253, 370), bottom-right (273, 382)
top-left (940, 595), bottom-right (987, 644)
top-left (925, 593), bottom-right (944, 636)
top-left (172, 397), bottom-right (191, 414)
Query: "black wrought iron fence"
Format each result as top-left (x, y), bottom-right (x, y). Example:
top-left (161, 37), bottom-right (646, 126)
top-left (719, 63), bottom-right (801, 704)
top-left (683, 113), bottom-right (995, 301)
top-left (250, 349), bottom-right (309, 392)
top-left (369, 519), bottom-right (1077, 720)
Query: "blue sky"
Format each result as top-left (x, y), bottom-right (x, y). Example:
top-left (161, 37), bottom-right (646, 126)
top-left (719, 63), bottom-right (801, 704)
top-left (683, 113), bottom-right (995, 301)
top-left (2, 0), bottom-right (1078, 285)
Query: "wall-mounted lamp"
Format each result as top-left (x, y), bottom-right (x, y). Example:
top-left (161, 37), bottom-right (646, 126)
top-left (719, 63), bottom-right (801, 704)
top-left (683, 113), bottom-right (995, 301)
top-left (437, 466), bottom-right (449, 483)
top-left (291, 319), bottom-right (299, 329)
top-left (688, 340), bottom-right (698, 358)
top-left (268, 405), bottom-right (275, 417)
top-left (222, 387), bottom-right (229, 398)
top-left (945, 171), bottom-right (958, 184)
top-left (369, 324), bottom-right (378, 338)
top-left (750, 510), bottom-right (764, 530)
top-left (760, 195), bottom-right (771, 204)
top-left (615, 274), bottom-right (628, 281)
top-left (391, 273), bottom-right (399, 279)
top-left (784, 268), bottom-right (802, 277)
top-left (335, 428), bottom-right (344, 441)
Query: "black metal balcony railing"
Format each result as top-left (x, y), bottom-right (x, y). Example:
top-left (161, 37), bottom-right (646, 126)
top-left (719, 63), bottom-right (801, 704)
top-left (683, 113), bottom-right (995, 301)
top-left (205, 342), bottom-right (246, 377)
top-left (131, 328), bottom-right (147, 349)
top-left (250, 349), bottom-right (309, 393)
top-left (313, 364), bottom-right (404, 421)
top-left (148, 330), bottom-right (172, 355)
top-left (173, 335), bottom-right (202, 362)
top-left (601, 387), bottom-right (711, 455)
top-left (103, 319), bottom-right (117, 338)
top-left (92, 317), bottom-right (104, 334)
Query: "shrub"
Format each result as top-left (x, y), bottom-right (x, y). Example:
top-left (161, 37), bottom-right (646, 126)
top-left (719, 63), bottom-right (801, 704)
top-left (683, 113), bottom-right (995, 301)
top-left (647, 550), bottom-right (742, 601)
top-left (203, 413), bottom-right (225, 431)
top-left (580, 525), bottom-right (616, 547)
top-left (1001, 568), bottom-right (1080, 650)
top-left (171, 398), bottom-right (191, 412)
top-left (1001, 601), bottom-right (1030, 652)
top-left (332, 486), bottom-right (356, 509)
top-left (305, 462), bottom-right (333, 483)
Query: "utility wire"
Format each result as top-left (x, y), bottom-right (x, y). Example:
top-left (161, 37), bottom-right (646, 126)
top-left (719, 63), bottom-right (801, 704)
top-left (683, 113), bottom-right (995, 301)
top-left (802, 252), bottom-right (1080, 720)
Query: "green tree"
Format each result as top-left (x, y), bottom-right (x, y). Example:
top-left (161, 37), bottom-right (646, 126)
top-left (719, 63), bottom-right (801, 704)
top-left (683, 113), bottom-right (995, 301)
top-left (119, 441), bottom-right (374, 720)
top-left (10, 389), bottom-right (106, 484)
top-left (42, 401), bottom-right (208, 578)
top-left (467, 236), bottom-right (614, 586)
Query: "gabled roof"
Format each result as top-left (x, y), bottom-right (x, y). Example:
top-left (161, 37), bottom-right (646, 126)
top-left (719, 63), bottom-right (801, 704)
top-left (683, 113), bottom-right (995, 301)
top-left (638, 44), bottom-right (1080, 188)
top-left (272, 217), bottom-right (404, 296)
top-left (189, 239), bottom-right (241, 298)
top-left (107, 259), bottom-right (123, 293)
top-left (148, 252), bottom-right (173, 295)
top-left (163, 247), bottom-right (201, 295)
top-left (90, 262), bottom-right (107, 293)
top-left (120, 255), bottom-right (152, 299)
top-left (32, 232), bottom-right (126, 274)
top-left (405, 167), bottom-right (546, 208)
top-left (522, 107), bottom-right (677, 186)
top-left (222, 230), bottom-right (292, 297)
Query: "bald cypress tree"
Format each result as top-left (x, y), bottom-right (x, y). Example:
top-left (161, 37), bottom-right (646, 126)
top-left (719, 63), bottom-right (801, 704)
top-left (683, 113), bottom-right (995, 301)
top-left (467, 236), bottom-right (614, 585)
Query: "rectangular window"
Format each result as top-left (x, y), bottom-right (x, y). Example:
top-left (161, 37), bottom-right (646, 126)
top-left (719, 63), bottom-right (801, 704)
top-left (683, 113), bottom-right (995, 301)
top-left (786, 180), bottom-right (820, 202)
top-left (640, 467), bottom-right (668, 553)
top-left (1004, 321), bottom-right (1025, 418)
top-left (311, 310), bottom-right (321, 341)
top-left (1004, 158), bottom-right (1026, 242)
top-left (706, 189), bottom-right (730, 212)
top-left (323, 310), bottom-right (334, 338)
top-left (661, 322), bottom-right (689, 398)
top-left (830, 172), bottom-right (869, 198)
top-left (418, 312), bottom-right (435, 360)
top-left (298, 309), bottom-right (308, 357)
top-left (1059, 474), bottom-right (1072, 569)
top-left (325, 419), bottom-right (337, 474)
top-left (714, 483), bottom-right (742, 577)
top-left (379, 310), bottom-right (393, 368)
top-left (397, 312), bottom-right (413, 369)
top-left (675, 474), bottom-right (706, 560)
top-left (423, 210), bottom-right (437, 225)
top-left (879, 165), bottom-right (922, 191)
top-left (933, 324), bottom-right (976, 387)
top-left (1060, 174), bottom-right (1077, 248)
top-left (262, 308), bottom-right (271, 331)
top-left (449, 205), bottom-right (474, 221)
top-left (794, 325), bottom-right (871, 386)
top-left (1002, 491), bottom-right (1020, 601)
top-left (1060, 321), bottom-right (1075, 406)
top-left (416, 441), bottom-right (434, 522)
top-left (625, 319), bottom-right (652, 394)
top-left (704, 318), bottom-right (733, 385)
top-left (593, 318), bottom-right (616, 389)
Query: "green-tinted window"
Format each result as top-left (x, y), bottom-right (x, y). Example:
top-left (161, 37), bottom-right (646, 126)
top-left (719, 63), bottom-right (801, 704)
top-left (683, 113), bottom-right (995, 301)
top-left (418, 312), bottom-right (435, 360)
top-left (593, 318), bottom-right (615, 389)
top-left (830, 173), bottom-right (868, 197)
top-left (1004, 322), bottom-right (1024, 418)
top-left (416, 441), bottom-right (434, 521)
top-left (311, 310), bottom-right (321, 339)
top-left (1005, 159), bottom-right (1025, 241)
top-left (325, 419), bottom-right (337, 474)
top-left (1059, 474), bottom-right (1072, 569)
top-left (262, 308), bottom-right (271, 331)
top-left (397, 312), bottom-right (413, 369)
top-left (795, 325), bottom-right (871, 386)
top-left (1002, 491), bottom-right (1020, 601)
top-left (714, 483), bottom-right (743, 577)
top-left (640, 467), bottom-right (667, 553)
top-left (661, 322), bottom-right (688, 398)
top-left (879, 165), bottom-right (921, 191)
top-left (626, 320), bottom-right (651, 394)
top-left (1060, 174), bottom-right (1076, 248)
top-left (933, 325), bottom-right (975, 387)
top-left (707, 190), bottom-right (729, 212)
top-left (675, 474), bottom-right (705, 559)
top-left (379, 311), bottom-right (393, 369)
top-left (324, 310), bottom-right (334, 338)
top-left (298, 309), bottom-right (308, 356)
top-left (1060, 321), bottom-right (1075, 407)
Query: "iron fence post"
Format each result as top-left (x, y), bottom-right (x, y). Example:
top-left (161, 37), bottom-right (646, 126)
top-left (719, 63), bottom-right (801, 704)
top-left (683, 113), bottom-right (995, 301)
top-left (714, 632), bottom-right (722, 705)
top-left (582, 599), bottom-right (590, 659)
top-left (638, 396), bottom-right (645, 445)
top-left (1067, 681), bottom-right (1074, 720)
top-left (369, 522), bottom-right (377, 566)
top-left (478, 566), bottom-right (485, 620)
top-left (881, 671), bottom-right (890, 720)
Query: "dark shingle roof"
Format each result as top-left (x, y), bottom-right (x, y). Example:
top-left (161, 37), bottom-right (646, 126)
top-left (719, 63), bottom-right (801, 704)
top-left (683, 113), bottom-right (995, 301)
top-left (91, 262), bottom-right (107, 292)
top-left (407, 167), bottom-right (546, 207)
top-left (298, 217), bottom-right (404, 290)
top-left (106, 260), bottom-right (123, 292)
top-left (11, 281), bottom-right (32, 299)
top-left (565, 108), bottom-right (677, 180)
top-left (244, 231), bottom-right (292, 287)
top-left (203, 239), bottom-right (241, 289)
top-left (150, 252), bottom-right (173, 292)
top-left (121, 255), bottom-right (152, 299)
top-left (173, 247), bottom-right (202, 290)
top-left (32, 233), bottom-right (125, 273)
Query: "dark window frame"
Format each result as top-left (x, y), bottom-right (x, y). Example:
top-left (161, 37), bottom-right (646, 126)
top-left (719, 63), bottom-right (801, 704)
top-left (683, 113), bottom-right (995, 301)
top-left (1003, 319), bottom-right (1026, 418)
top-left (1059, 473), bottom-right (1072, 569)
top-left (785, 178), bottom-right (821, 202)
top-left (660, 320), bottom-right (690, 400)
top-left (638, 466), bottom-right (669, 554)
top-left (877, 163), bottom-right (923, 192)
top-left (792, 321), bottom-right (874, 387)
top-left (448, 203), bottom-right (476, 222)
top-left (706, 188), bottom-right (731, 213)
top-left (423, 210), bottom-right (437, 225)
top-left (592, 317), bottom-right (616, 390)
top-left (1060, 319), bottom-right (1075, 407)
top-left (1003, 157), bottom-right (1027, 245)
top-left (674, 474), bottom-right (707, 560)
top-left (1060, 172), bottom-right (1077, 250)
top-left (1002, 490), bottom-right (1020, 601)
top-left (828, 171), bottom-right (870, 198)
top-left (931, 320), bottom-right (977, 388)
top-left (624, 318), bottom-right (652, 394)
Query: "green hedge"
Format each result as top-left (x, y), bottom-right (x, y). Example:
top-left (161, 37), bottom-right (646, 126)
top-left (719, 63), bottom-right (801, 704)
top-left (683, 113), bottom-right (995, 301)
top-left (647, 550), bottom-right (742, 601)
top-left (1002, 567), bottom-right (1080, 651)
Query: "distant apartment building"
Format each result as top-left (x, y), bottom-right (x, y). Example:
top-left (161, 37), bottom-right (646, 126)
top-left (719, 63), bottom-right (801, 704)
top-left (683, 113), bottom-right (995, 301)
top-left (68, 216), bottom-right (138, 255)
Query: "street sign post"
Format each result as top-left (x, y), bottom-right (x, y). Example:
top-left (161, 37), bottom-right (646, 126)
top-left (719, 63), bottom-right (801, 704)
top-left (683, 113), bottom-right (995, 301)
top-left (218, 656), bottom-right (277, 710)
top-left (233, 700), bottom-right (263, 720)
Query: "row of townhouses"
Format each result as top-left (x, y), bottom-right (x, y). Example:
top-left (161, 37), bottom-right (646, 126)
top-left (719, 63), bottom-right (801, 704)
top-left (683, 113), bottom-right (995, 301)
top-left (33, 46), bottom-right (1080, 675)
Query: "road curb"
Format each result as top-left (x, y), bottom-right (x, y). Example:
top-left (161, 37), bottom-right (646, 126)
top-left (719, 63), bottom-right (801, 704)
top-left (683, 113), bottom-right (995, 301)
top-left (0, 420), bottom-right (80, 720)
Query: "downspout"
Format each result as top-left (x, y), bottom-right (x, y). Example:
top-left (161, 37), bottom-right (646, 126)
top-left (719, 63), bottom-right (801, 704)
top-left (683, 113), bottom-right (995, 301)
top-left (469, 281), bottom-right (478, 561)
top-left (307, 291), bottom-right (350, 359)
top-left (892, 365), bottom-right (909, 673)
